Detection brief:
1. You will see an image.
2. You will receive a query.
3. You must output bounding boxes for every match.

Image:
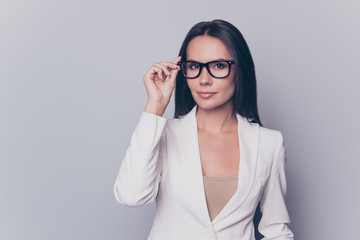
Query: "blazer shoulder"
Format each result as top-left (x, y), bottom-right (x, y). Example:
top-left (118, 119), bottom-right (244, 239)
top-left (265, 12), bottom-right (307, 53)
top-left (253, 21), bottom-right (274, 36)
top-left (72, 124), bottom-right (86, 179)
top-left (259, 125), bottom-right (284, 149)
top-left (259, 125), bottom-right (283, 137)
top-left (258, 126), bottom-right (286, 172)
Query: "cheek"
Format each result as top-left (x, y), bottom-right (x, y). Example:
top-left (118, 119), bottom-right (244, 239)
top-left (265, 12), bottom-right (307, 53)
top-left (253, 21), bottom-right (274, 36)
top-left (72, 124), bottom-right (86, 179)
top-left (227, 84), bottom-right (236, 98)
top-left (186, 80), bottom-right (196, 91)
top-left (227, 75), bottom-right (236, 96)
top-left (228, 70), bottom-right (236, 93)
top-left (221, 80), bottom-right (235, 96)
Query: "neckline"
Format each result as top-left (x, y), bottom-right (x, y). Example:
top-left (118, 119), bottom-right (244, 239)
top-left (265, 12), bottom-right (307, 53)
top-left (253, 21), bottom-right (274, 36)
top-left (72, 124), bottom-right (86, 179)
top-left (182, 104), bottom-right (260, 225)
top-left (203, 174), bottom-right (239, 181)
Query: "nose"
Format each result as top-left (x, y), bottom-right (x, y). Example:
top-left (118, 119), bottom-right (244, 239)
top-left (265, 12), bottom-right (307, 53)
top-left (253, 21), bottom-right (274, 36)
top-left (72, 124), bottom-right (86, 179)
top-left (198, 66), bottom-right (212, 85)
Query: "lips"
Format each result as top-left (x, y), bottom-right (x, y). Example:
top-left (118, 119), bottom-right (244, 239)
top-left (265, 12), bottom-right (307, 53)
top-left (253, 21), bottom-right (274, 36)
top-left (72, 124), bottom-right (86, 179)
top-left (197, 91), bottom-right (217, 99)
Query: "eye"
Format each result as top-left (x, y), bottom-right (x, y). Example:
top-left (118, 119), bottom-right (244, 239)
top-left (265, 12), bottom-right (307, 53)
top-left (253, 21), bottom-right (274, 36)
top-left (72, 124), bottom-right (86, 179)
top-left (213, 63), bottom-right (226, 69)
top-left (189, 63), bottom-right (199, 70)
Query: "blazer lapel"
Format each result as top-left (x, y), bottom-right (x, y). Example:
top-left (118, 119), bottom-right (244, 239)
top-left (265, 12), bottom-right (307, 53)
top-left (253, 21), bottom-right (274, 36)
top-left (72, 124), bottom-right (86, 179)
top-left (212, 111), bottom-right (260, 224)
top-left (177, 105), bottom-right (212, 224)
top-left (178, 105), bottom-right (260, 225)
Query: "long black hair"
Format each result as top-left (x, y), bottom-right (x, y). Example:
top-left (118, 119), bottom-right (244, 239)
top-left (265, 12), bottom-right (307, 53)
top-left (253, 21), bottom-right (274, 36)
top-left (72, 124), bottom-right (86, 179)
top-left (174, 19), bottom-right (262, 127)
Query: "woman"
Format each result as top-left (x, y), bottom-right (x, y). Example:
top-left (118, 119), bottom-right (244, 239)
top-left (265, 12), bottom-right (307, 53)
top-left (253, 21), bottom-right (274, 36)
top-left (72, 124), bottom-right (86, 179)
top-left (114, 19), bottom-right (294, 240)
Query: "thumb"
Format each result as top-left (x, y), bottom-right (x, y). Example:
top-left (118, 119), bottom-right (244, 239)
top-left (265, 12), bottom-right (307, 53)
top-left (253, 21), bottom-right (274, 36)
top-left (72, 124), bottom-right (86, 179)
top-left (167, 65), bottom-right (180, 85)
top-left (167, 56), bottom-right (182, 85)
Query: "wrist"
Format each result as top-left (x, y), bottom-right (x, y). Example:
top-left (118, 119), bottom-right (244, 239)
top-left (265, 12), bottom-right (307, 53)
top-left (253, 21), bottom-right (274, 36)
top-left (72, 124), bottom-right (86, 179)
top-left (145, 101), bottom-right (166, 116)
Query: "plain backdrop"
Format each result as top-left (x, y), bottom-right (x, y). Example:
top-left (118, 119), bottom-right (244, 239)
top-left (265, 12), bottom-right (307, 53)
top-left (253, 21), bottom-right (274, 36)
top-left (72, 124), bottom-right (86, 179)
top-left (1, 0), bottom-right (359, 239)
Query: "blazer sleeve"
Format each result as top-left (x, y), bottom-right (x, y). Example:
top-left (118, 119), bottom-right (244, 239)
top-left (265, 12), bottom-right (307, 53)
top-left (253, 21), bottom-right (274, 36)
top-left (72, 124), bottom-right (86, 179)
top-left (114, 111), bottom-right (167, 207)
top-left (258, 132), bottom-right (294, 239)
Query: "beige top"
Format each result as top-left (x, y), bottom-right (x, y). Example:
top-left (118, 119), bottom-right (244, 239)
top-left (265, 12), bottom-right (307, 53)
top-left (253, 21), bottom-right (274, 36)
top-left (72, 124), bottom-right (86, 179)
top-left (203, 174), bottom-right (238, 221)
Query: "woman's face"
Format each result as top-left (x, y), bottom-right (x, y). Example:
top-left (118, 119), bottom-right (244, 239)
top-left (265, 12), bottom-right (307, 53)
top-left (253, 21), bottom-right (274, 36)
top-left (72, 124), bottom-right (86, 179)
top-left (186, 35), bottom-right (236, 112)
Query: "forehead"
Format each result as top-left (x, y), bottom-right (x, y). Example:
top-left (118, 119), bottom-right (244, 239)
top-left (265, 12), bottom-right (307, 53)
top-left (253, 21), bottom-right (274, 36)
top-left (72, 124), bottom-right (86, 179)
top-left (186, 35), bottom-right (233, 61)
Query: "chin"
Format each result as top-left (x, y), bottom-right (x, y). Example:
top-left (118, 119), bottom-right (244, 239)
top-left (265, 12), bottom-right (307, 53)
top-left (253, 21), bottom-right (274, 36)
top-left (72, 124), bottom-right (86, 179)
top-left (195, 100), bottom-right (231, 111)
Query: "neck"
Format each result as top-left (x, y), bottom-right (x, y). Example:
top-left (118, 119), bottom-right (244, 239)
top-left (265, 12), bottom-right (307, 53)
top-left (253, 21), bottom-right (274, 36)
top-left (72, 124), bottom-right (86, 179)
top-left (195, 102), bottom-right (237, 133)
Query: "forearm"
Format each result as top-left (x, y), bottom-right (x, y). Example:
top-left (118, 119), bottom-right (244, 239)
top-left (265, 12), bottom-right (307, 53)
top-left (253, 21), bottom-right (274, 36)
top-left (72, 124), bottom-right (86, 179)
top-left (114, 111), bottom-right (167, 207)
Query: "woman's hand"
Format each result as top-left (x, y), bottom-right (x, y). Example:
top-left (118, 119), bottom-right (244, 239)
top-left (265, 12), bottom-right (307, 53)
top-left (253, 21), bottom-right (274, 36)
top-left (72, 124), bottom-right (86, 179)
top-left (143, 56), bottom-right (182, 116)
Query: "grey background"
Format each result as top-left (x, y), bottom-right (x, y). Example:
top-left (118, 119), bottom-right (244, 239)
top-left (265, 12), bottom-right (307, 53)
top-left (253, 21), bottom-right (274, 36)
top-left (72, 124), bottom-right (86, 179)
top-left (1, 0), bottom-right (359, 239)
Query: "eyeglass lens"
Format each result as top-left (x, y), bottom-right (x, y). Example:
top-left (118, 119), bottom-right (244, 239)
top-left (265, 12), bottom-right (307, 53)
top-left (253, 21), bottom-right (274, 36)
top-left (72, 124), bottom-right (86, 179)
top-left (181, 61), bottom-right (230, 78)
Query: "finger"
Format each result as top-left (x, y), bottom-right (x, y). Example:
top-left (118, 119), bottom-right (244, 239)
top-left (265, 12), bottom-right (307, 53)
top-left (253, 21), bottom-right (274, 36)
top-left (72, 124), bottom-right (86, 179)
top-left (167, 65), bottom-right (180, 84)
top-left (152, 66), bottom-right (164, 80)
top-left (146, 65), bottom-right (163, 80)
top-left (154, 63), bottom-right (171, 76)
top-left (155, 57), bottom-right (182, 72)
top-left (171, 56), bottom-right (182, 71)
top-left (144, 64), bottom-right (161, 80)
top-left (172, 56), bottom-right (182, 65)
top-left (157, 62), bottom-right (180, 71)
top-left (144, 58), bottom-right (181, 83)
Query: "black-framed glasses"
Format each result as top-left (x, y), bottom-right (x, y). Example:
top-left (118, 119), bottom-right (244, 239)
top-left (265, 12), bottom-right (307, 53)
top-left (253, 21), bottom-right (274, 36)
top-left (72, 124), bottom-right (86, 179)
top-left (177, 60), bottom-right (235, 79)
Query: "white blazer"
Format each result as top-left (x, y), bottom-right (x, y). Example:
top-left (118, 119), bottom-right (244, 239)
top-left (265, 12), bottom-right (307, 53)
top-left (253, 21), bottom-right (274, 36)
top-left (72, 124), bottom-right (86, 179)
top-left (114, 105), bottom-right (294, 240)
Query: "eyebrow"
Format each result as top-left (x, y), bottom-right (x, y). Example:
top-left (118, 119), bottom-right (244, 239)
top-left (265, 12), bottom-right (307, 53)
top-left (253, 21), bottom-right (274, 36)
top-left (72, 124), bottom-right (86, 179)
top-left (187, 58), bottom-right (228, 62)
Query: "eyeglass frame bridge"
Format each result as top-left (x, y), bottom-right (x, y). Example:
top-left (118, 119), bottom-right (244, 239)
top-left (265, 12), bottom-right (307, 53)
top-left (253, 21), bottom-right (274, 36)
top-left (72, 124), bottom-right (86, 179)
top-left (177, 60), bottom-right (235, 79)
